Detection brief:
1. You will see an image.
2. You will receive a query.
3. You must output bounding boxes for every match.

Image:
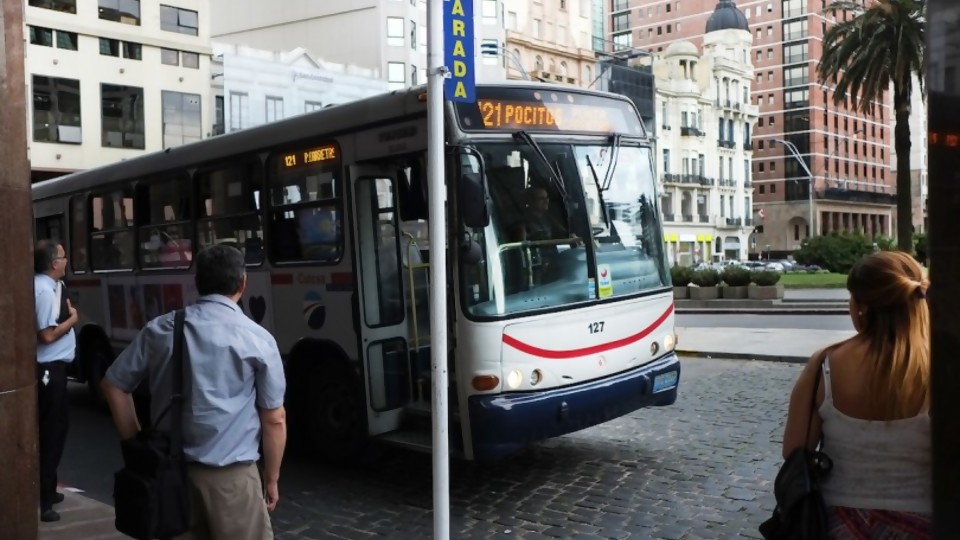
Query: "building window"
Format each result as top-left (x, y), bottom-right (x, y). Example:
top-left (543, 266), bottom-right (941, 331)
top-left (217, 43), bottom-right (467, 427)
top-left (387, 62), bottom-right (405, 90)
top-left (123, 42), bottom-right (142, 60)
top-left (481, 39), bottom-right (498, 65)
top-left (533, 19), bottom-right (541, 38)
top-left (100, 84), bottom-right (144, 149)
top-left (759, 185), bottom-right (765, 194)
top-left (387, 17), bottom-right (404, 46)
top-left (229, 91), bottom-right (248, 131)
top-left (265, 96), bottom-right (283, 123)
top-left (613, 31), bottom-right (632, 49)
top-left (410, 20), bottom-right (417, 49)
top-left (159, 4), bottom-right (198, 35)
top-left (160, 47), bottom-right (179, 65)
top-left (32, 75), bottom-right (81, 144)
top-left (182, 51), bottom-right (199, 69)
top-left (535, 55), bottom-right (544, 71)
top-left (99, 38), bottom-right (120, 56)
top-left (28, 26), bottom-right (53, 47)
top-left (305, 101), bottom-right (323, 113)
top-left (507, 11), bottom-right (517, 29)
top-left (214, 96), bottom-right (224, 135)
top-left (481, 0), bottom-right (497, 22)
top-left (29, 0), bottom-right (76, 13)
top-left (161, 91), bottom-right (201, 149)
top-left (663, 149), bottom-right (670, 174)
top-left (612, 13), bottom-right (629, 32)
top-left (55, 30), bottom-right (78, 50)
top-left (99, 0), bottom-right (140, 25)
top-left (411, 65), bottom-right (418, 85)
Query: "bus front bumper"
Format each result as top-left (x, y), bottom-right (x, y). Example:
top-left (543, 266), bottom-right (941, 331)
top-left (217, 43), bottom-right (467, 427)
top-left (467, 352), bottom-right (680, 461)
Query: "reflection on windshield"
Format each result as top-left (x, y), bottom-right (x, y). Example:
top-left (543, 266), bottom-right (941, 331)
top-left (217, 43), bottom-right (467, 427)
top-left (460, 143), bottom-right (670, 318)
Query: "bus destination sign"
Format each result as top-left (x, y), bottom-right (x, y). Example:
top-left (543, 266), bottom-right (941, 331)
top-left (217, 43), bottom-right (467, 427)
top-left (455, 88), bottom-right (645, 136)
top-left (281, 143), bottom-right (339, 170)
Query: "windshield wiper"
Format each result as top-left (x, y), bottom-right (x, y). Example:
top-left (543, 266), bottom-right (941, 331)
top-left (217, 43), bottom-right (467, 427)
top-left (585, 154), bottom-right (611, 231)
top-left (512, 130), bottom-right (569, 203)
top-left (601, 134), bottom-right (622, 191)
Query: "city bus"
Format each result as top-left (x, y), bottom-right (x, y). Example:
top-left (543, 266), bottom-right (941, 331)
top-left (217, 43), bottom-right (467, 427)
top-left (31, 82), bottom-right (680, 461)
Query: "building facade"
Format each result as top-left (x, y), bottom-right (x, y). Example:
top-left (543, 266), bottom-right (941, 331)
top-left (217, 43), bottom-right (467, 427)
top-left (655, 15), bottom-right (757, 264)
top-left (500, 0), bottom-right (597, 87)
top-left (609, 0), bottom-right (896, 253)
top-left (210, 0), bottom-right (505, 90)
top-left (25, 0), bottom-right (214, 183)
top-left (211, 45), bottom-right (388, 135)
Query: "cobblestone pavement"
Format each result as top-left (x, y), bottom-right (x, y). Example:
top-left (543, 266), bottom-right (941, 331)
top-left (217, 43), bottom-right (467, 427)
top-left (269, 358), bottom-right (802, 540)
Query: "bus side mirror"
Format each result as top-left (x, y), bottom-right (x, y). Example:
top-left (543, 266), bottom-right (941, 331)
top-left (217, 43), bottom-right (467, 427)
top-left (459, 172), bottom-right (490, 228)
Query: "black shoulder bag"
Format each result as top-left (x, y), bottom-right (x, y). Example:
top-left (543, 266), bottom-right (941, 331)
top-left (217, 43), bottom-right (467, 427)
top-left (759, 358), bottom-right (833, 540)
top-left (113, 309), bottom-right (190, 540)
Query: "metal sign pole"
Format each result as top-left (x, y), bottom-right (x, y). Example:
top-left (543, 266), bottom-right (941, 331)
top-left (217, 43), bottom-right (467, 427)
top-left (426, 1), bottom-right (450, 539)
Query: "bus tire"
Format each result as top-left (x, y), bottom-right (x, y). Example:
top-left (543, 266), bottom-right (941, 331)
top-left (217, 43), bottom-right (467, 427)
top-left (290, 361), bottom-right (367, 463)
top-left (85, 346), bottom-right (112, 407)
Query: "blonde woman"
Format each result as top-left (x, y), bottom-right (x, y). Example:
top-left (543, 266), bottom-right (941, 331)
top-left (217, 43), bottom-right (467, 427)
top-left (782, 251), bottom-right (932, 538)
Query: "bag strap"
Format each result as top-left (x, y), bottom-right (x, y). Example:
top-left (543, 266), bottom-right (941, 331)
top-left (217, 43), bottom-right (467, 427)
top-left (804, 355), bottom-right (827, 450)
top-left (170, 309), bottom-right (186, 455)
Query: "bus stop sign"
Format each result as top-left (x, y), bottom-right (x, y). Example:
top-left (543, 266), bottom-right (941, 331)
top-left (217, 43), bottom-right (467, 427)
top-left (443, 0), bottom-right (475, 103)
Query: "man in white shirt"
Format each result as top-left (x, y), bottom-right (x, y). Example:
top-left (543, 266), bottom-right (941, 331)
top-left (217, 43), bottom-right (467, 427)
top-left (33, 239), bottom-right (78, 522)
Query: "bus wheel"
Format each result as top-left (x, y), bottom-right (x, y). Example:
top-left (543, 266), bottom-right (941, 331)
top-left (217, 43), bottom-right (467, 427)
top-left (86, 347), bottom-right (112, 407)
top-left (297, 367), bottom-right (366, 462)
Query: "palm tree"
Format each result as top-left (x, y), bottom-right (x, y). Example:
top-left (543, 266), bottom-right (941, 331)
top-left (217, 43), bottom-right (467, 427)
top-left (817, 0), bottom-right (925, 252)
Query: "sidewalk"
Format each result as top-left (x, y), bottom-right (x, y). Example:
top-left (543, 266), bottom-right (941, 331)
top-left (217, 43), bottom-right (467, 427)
top-left (676, 326), bottom-right (856, 363)
top-left (38, 489), bottom-right (125, 540)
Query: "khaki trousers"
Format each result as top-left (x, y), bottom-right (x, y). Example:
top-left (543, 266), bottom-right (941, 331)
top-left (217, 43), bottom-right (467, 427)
top-left (172, 462), bottom-right (273, 540)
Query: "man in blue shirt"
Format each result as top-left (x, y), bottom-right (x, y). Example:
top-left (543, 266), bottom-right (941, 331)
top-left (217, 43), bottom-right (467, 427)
top-left (102, 245), bottom-right (287, 540)
top-left (34, 239), bottom-right (78, 522)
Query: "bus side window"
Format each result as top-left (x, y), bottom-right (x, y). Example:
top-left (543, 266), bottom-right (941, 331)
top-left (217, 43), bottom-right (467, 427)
top-left (90, 188), bottom-right (136, 271)
top-left (196, 161), bottom-right (264, 266)
top-left (70, 195), bottom-right (88, 273)
top-left (136, 175), bottom-right (193, 269)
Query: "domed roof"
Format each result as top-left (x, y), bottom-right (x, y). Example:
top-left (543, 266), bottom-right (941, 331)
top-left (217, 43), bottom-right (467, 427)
top-left (664, 40), bottom-right (699, 58)
top-left (706, 0), bottom-right (749, 33)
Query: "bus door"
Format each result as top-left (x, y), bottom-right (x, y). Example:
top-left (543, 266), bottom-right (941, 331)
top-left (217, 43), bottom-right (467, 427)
top-left (350, 166), bottom-right (413, 435)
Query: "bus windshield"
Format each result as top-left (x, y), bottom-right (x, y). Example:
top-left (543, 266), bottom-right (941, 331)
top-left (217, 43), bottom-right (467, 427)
top-left (460, 141), bottom-right (670, 318)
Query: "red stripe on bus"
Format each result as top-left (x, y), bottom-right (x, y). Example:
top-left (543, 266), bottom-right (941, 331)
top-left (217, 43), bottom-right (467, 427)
top-left (66, 279), bottom-right (102, 288)
top-left (271, 274), bottom-right (294, 285)
top-left (501, 304), bottom-right (674, 359)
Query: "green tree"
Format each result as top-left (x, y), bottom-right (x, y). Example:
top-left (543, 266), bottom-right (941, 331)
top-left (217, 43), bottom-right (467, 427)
top-left (817, 0), bottom-right (925, 253)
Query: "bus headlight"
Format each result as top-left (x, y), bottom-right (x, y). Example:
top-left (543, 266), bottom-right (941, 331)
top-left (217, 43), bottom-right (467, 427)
top-left (530, 369), bottom-right (543, 386)
top-left (506, 369), bottom-right (523, 389)
top-left (664, 333), bottom-right (675, 351)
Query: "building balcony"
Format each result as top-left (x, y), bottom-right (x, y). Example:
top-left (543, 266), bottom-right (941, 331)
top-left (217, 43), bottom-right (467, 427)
top-left (680, 126), bottom-right (704, 137)
top-left (699, 215), bottom-right (710, 223)
top-left (663, 173), bottom-right (714, 186)
top-left (818, 188), bottom-right (897, 205)
top-left (212, 123), bottom-right (225, 136)
top-left (717, 139), bottom-right (736, 150)
top-left (681, 214), bottom-right (694, 223)
top-left (743, 142), bottom-right (753, 151)
top-left (718, 178), bottom-right (736, 188)
top-left (663, 213), bottom-right (676, 222)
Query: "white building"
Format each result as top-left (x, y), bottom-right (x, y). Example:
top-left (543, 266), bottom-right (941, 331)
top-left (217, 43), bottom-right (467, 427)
top-left (500, 0), bottom-right (597, 87)
top-left (653, 23), bottom-right (758, 265)
top-left (25, 0), bottom-right (213, 182)
top-left (211, 44), bottom-right (389, 134)
top-left (210, 0), bottom-right (506, 90)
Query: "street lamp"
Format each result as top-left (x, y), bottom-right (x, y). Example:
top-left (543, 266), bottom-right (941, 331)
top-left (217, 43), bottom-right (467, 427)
top-left (772, 138), bottom-right (816, 239)
top-left (479, 42), bottom-right (529, 81)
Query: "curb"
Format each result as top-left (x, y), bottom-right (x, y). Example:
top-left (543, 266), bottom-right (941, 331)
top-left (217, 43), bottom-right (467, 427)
top-left (677, 350), bottom-right (809, 363)
top-left (676, 308), bottom-right (849, 315)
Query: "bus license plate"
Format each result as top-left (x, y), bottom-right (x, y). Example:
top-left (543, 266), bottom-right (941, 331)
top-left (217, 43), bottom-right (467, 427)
top-left (652, 371), bottom-right (678, 393)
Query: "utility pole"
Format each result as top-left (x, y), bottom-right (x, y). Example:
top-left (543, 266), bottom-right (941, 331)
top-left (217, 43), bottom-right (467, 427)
top-left (0, 0), bottom-right (40, 538)
top-left (927, 0), bottom-right (960, 534)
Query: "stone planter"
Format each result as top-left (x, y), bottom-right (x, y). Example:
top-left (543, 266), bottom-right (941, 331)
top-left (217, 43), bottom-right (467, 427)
top-left (748, 284), bottom-right (785, 300)
top-left (673, 286), bottom-right (689, 299)
top-left (689, 286), bottom-right (720, 300)
top-left (721, 285), bottom-right (748, 299)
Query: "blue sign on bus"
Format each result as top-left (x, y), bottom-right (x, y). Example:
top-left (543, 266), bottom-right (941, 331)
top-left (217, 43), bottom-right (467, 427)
top-left (443, 0), bottom-right (475, 103)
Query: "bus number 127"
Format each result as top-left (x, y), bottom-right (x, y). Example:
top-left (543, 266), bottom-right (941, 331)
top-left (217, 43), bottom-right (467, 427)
top-left (588, 321), bottom-right (605, 334)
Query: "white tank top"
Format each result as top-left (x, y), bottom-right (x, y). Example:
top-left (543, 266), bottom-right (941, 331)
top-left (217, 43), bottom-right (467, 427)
top-left (818, 357), bottom-right (932, 514)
